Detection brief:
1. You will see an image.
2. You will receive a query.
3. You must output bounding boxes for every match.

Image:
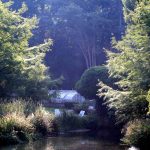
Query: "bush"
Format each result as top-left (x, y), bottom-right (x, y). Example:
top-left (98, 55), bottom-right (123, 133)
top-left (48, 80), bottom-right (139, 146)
top-left (56, 111), bottom-right (84, 131)
top-left (82, 114), bottom-right (98, 130)
top-left (56, 111), bottom-right (98, 132)
top-left (0, 100), bottom-right (25, 116)
top-left (0, 99), bottom-right (37, 116)
top-left (122, 119), bottom-right (150, 150)
top-left (75, 66), bottom-right (112, 99)
top-left (0, 113), bottom-right (34, 144)
top-left (31, 105), bottom-right (55, 135)
top-left (0, 99), bottom-right (56, 145)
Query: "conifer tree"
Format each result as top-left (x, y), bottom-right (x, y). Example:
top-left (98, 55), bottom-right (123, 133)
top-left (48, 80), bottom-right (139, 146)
top-left (0, 1), bottom-right (52, 100)
top-left (98, 0), bottom-right (150, 122)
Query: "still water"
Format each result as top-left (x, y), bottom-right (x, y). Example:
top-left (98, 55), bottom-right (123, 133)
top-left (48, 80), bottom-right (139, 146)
top-left (1, 136), bottom-right (125, 150)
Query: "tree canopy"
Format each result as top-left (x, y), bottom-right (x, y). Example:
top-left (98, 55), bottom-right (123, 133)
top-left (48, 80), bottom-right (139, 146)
top-left (0, 1), bottom-right (52, 100)
top-left (76, 66), bottom-right (112, 99)
top-left (9, 0), bottom-right (124, 89)
top-left (98, 0), bottom-right (150, 122)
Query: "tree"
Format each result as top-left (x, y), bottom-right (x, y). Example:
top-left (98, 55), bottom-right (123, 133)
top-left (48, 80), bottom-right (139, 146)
top-left (0, 1), bottom-right (52, 100)
top-left (76, 66), bottom-right (120, 131)
top-left (10, 0), bottom-right (124, 89)
top-left (98, 0), bottom-right (150, 122)
top-left (49, 0), bottom-right (124, 69)
top-left (76, 66), bottom-right (112, 99)
top-left (46, 0), bottom-right (124, 88)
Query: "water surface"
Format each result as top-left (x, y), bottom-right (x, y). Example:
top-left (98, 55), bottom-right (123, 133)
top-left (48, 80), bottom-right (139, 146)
top-left (1, 136), bottom-right (125, 150)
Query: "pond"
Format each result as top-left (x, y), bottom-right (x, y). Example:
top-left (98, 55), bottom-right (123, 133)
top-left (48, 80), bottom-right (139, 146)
top-left (1, 135), bottom-right (125, 150)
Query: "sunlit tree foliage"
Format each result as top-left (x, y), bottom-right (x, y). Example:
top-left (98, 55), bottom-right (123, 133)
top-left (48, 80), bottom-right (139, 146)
top-left (0, 1), bottom-right (52, 100)
top-left (98, 0), bottom-right (150, 122)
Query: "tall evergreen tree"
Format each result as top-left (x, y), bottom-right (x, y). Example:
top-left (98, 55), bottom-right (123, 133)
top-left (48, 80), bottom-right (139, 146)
top-left (98, 0), bottom-right (150, 122)
top-left (0, 1), bottom-right (52, 100)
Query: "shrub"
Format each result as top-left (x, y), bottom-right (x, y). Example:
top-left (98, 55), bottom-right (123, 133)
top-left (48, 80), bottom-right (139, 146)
top-left (0, 99), bottom-right (37, 116)
top-left (122, 119), bottom-right (150, 150)
top-left (0, 99), bottom-right (57, 145)
top-left (56, 111), bottom-right (98, 131)
top-left (82, 114), bottom-right (98, 130)
top-left (0, 113), bottom-right (34, 144)
top-left (75, 66), bottom-right (112, 99)
top-left (0, 100), bottom-right (26, 116)
top-left (31, 105), bottom-right (55, 135)
top-left (56, 111), bottom-right (84, 131)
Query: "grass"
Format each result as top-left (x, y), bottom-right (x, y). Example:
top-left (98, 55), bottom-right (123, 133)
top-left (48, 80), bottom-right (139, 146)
top-left (0, 100), bottom-right (98, 145)
top-left (0, 99), bottom-right (55, 145)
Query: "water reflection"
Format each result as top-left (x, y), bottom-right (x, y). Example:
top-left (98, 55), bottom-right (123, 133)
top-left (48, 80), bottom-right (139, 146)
top-left (1, 136), bottom-right (125, 150)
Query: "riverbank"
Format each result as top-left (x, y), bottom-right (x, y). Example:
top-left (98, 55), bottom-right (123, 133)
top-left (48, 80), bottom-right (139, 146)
top-left (0, 99), bottom-right (123, 147)
top-left (0, 99), bottom-right (96, 146)
top-left (0, 100), bottom-right (56, 146)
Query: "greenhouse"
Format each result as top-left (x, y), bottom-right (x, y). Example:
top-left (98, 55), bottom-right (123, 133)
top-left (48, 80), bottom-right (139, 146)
top-left (50, 90), bottom-right (85, 103)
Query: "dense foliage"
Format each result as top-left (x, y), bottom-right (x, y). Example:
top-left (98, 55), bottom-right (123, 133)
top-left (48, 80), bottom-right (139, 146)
top-left (98, 0), bottom-right (150, 123)
top-left (0, 100), bottom-right (55, 145)
top-left (0, 1), bottom-right (52, 100)
top-left (2, 0), bottom-right (150, 148)
top-left (76, 66), bottom-right (119, 131)
top-left (56, 111), bottom-right (98, 132)
top-left (76, 66), bottom-right (112, 99)
top-left (8, 0), bottom-right (124, 88)
top-left (122, 119), bottom-right (150, 149)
